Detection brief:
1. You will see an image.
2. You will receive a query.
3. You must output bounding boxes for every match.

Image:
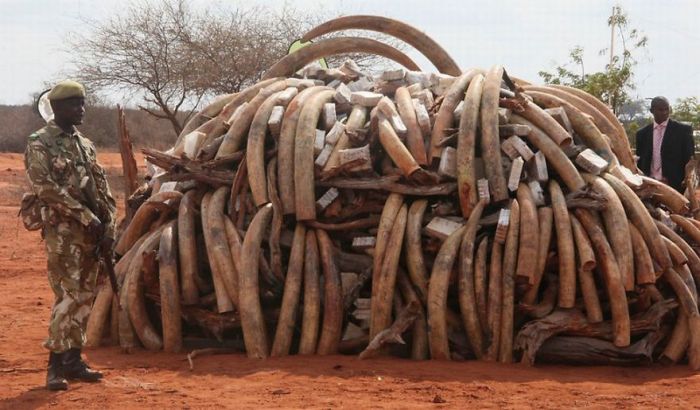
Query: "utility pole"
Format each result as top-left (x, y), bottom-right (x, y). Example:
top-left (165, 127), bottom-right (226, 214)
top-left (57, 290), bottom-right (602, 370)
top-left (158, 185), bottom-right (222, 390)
top-left (608, 6), bottom-right (616, 106)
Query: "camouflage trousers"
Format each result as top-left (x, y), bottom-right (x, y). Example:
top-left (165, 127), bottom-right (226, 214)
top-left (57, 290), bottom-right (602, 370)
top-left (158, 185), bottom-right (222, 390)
top-left (42, 221), bottom-right (99, 353)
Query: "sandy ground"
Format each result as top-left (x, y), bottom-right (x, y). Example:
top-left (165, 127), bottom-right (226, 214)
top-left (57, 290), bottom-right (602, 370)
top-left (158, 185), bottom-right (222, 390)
top-left (0, 152), bottom-right (699, 409)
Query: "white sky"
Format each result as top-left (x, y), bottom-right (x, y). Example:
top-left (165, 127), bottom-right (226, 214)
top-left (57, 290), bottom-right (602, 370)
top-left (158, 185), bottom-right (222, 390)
top-left (0, 0), bottom-right (698, 106)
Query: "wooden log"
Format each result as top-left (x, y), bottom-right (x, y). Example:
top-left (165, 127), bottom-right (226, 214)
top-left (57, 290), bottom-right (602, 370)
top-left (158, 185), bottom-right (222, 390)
top-left (319, 176), bottom-right (457, 196)
top-left (457, 73), bottom-right (485, 217)
top-left (294, 89), bottom-right (337, 220)
top-left (480, 66), bottom-right (509, 202)
top-left (159, 223), bottom-right (182, 353)
top-left (396, 270), bottom-right (429, 360)
top-left (574, 209), bottom-right (630, 347)
top-left (517, 299), bottom-right (675, 365)
top-left (316, 229), bottom-right (344, 355)
top-left (499, 199), bottom-right (520, 363)
top-left (239, 204), bottom-right (273, 358)
top-left (516, 184), bottom-right (540, 287)
top-left (359, 300), bottom-right (421, 359)
top-left (299, 230), bottom-right (321, 354)
top-left (370, 205), bottom-right (408, 340)
top-left (117, 105), bottom-right (140, 222)
top-left (428, 226), bottom-right (467, 360)
top-left (405, 200), bottom-right (429, 303)
top-left (535, 333), bottom-right (663, 366)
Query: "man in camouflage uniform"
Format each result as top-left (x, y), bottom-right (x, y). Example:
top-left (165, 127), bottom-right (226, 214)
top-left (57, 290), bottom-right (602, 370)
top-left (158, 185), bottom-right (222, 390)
top-left (24, 80), bottom-right (116, 391)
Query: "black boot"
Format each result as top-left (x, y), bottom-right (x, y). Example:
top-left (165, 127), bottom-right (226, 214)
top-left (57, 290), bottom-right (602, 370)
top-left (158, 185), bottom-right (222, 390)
top-left (62, 348), bottom-right (103, 382)
top-left (46, 352), bottom-right (68, 391)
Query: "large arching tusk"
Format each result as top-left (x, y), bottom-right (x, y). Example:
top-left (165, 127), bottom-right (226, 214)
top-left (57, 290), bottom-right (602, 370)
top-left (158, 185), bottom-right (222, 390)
top-left (264, 37), bottom-right (421, 80)
top-left (300, 15), bottom-right (460, 75)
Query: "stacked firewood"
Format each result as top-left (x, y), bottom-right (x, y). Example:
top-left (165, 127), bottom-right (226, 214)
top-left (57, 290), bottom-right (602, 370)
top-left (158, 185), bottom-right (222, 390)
top-left (86, 16), bottom-right (700, 369)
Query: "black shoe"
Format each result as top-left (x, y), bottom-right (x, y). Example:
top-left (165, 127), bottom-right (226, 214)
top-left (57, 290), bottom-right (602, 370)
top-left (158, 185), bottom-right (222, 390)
top-left (46, 352), bottom-right (68, 391)
top-left (62, 348), bottom-right (103, 382)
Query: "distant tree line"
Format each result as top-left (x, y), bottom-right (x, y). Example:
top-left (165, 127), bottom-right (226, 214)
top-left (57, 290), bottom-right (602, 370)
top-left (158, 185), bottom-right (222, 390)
top-left (0, 104), bottom-right (176, 152)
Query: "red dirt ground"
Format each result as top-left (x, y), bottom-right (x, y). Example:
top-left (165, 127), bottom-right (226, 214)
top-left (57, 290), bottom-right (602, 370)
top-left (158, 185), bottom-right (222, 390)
top-left (1, 152), bottom-right (698, 409)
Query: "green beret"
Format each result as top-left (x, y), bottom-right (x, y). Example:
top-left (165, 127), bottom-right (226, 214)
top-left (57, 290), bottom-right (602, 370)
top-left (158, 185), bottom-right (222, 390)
top-left (47, 80), bottom-right (86, 101)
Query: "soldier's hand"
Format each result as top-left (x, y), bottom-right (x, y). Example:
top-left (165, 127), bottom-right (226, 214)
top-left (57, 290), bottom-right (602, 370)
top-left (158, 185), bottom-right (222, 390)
top-left (86, 218), bottom-right (104, 239)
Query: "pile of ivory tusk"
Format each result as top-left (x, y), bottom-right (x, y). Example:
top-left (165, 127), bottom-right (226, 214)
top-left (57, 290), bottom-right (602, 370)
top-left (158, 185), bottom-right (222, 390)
top-left (85, 16), bottom-right (700, 369)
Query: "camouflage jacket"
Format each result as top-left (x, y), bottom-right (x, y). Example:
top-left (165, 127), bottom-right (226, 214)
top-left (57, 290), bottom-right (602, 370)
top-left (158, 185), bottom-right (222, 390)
top-left (24, 120), bottom-right (117, 240)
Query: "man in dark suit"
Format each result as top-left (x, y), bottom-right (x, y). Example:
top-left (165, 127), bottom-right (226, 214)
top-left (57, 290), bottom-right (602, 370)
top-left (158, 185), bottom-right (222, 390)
top-left (636, 96), bottom-right (695, 193)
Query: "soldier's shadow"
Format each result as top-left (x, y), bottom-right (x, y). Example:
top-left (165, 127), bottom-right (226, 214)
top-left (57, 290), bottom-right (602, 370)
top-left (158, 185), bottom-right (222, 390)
top-left (0, 384), bottom-right (87, 410)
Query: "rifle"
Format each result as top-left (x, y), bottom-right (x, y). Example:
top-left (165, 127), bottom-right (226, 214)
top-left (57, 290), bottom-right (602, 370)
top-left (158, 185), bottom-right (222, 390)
top-left (76, 140), bottom-right (120, 301)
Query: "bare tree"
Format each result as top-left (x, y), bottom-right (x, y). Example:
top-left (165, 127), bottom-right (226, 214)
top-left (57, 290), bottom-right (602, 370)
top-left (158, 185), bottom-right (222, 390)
top-left (69, 0), bottom-right (201, 135)
top-left (68, 1), bottom-right (327, 135)
top-left (68, 1), bottom-right (406, 136)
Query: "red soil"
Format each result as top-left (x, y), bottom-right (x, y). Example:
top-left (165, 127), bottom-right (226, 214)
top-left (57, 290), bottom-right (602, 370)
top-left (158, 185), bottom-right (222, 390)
top-left (0, 153), bottom-right (698, 409)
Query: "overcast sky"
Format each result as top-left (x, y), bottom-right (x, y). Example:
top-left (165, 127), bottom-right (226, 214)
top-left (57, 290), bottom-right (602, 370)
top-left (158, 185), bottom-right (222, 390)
top-left (1, 0), bottom-right (698, 106)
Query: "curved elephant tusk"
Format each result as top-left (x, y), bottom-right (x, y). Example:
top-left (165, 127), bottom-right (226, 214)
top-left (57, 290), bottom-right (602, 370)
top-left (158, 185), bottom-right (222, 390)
top-left (264, 37), bottom-right (420, 80)
top-left (300, 15), bottom-right (460, 75)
